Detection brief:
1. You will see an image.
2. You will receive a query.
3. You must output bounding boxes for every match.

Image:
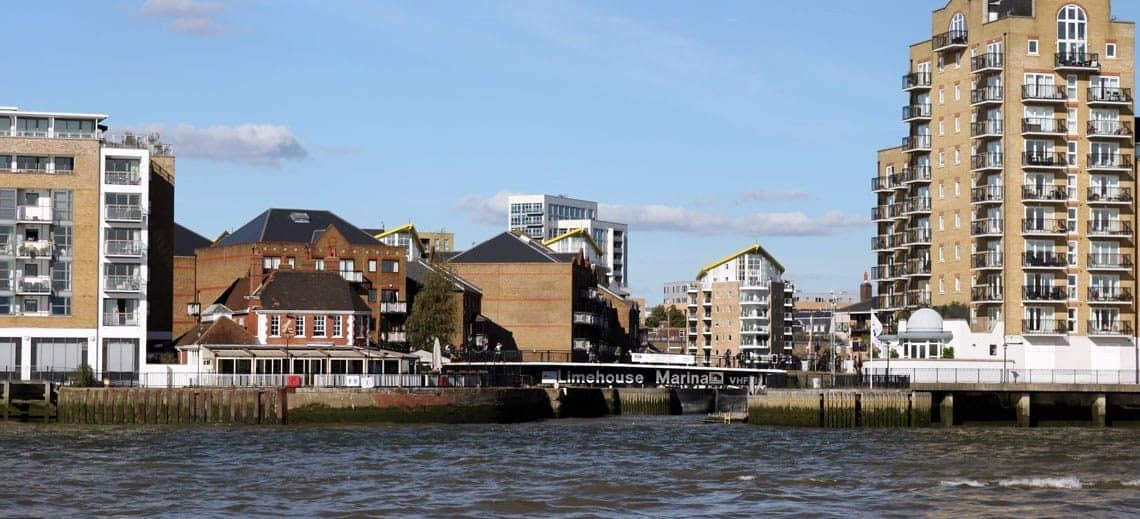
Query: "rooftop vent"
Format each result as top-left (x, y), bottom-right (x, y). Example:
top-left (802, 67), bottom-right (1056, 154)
top-left (289, 212), bottom-right (310, 224)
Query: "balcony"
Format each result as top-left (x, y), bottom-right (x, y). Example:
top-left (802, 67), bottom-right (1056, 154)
top-left (105, 170), bottom-right (142, 185)
top-left (871, 235), bottom-right (889, 251)
top-left (381, 302), bottom-right (407, 314)
top-left (970, 52), bottom-right (1003, 73)
top-left (16, 205), bottom-right (52, 222)
top-left (902, 104), bottom-right (932, 122)
top-left (1022, 320), bottom-right (1068, 335)
top-left (1088, 220), bottom-right (1132, 238)
top-left (871, 175), bottom-right (901, 192)
top-left (1088, 153), bottom-right (1132, 171)
top-left (1021, 185), bottom-right (1070, 203)
top-left (1088, 287), bottom-right (1133, 304)
top-left (572, 338), bottom-right (594, 351)
top-left (1021, 84), bottom-right (1067, 103)
top-left (105, 240), bottom-right (143, 257)
top-left (103, 312), bottom-right (140, 327)
top-left (902, 135), bottom-right (932, 153)
top-left (971, 152), bottom-right (1003, 171)
top-left (105, 204), bottom-right (144, 222)
top-left (15, 240), bottom-right (52, 258)
top-left (906, 259), bottom-right (931, 277)
top-left (932, 29), bottom-right (968, 52)
top-left (971, 120), bottom-right (1003, 139)
top-left (971, 218), bottom-right (1003, 237)
top-left (905, 227), bottom-right (932, 245)
top-left (971, 185), bottom-right (1003, 204)
top-left (870, 265), bottom-right (898, 281)
top-left (1021, 118), bottom-right (1067, 136)
top-left (907, 290), bottom-right (932, 306)
top-left (971, 287), bottom-right (1003, 303)
top-left (16, 275), bottom-right (51, 295)
top-left (1022, 252), bottom-right (1067, 269)
top-left (338, 270), bottom-right (364, 283)
top-left (1022, 286), bottom-right (1067, 302)
top-left (871, 205), bottom-right (889, 222)
top-left (1054, 52), bottom-right (1099, 71)
top-left (903, 197), bottom-right (932, 215)
top-left (1088, 320), bottom-right (1133, 336)
top-left (104, 274), bottom-right (142, 292)
top-left (1088, 253), bottom-right (1133, 270)
top-left (1088, 87), bottom-right (1133, 106)
top-left (573, 311), bottom-right (602, 326)
top-left (901, 165), bottom-right (932, 184)
top-left (971, 86), bottom-right (1003, 106)
top-left (1022, 152), bottom-right (1067, 168)
top-left (1021, 218), bottom-right (1068, 236)
top-left (1087, 120), bottom-right (1133, 140)
top-left (902, 72), bottom-right (932, 91)
top-left (382, 331), bottom-right (407, 343)
top-left (1088, 187), bottom-right (1133, 204)
top-left (971, 251), bottom-right (1003, 270)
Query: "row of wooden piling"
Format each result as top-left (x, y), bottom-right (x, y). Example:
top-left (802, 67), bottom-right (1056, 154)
top-left (57, 388), bottom-right (286, 425)
top-left (748, 390), bottom-right (932, 427)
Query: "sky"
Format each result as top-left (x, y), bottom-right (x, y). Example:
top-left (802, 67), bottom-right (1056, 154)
top-left (9, 0), bottom-right (1139, 306)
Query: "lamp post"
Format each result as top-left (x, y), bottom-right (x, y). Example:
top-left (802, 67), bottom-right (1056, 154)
top-left (186, 301), bottom-right (201, 386)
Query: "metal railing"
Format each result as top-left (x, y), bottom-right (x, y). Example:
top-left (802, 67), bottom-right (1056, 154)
top-left (1021, 117), bottom-right (1067, 134)
top-left (903, 104), bottom-right (931, 120)
top-left (971, 185), bottom-right (1003, 203)
top-left (105, 240), bottom-right (143, 256)
top-left (971, 120), bottom-right (1003, 137)
top-left (971, 251), bottom-right (1003, 269)
top-left (971, 152), bottom-right (1003, 170)
top-left (339, 270), bottom-right (363, 283)
top-left (105, 170), bottom-right (142, 185)
top-left (1088, 87), bottom-right (1132, 104)
top-left (105, 275), bottom-right (142, 291)
top-left (1055, 52), bottom-right (1099, 69)
top-left (1021, 185), bottom-right (1070, 201)
top-left (103, 311), bottom-right (140, 326)
top-left (1021, 84), bottom-right (1067, 101)
top-left (1088, 287), bottom-right (1132, 303)
top-left (971, 86), bottom-right (1003, 104)
top-left (1088, 187), bottom-right (1132, 203)
top-left (1022, 252), bottom-right (1067, 268)
top-left (970, 52), bottom-right (1002, 71)
top-left (932, 29), bottom-right (968, 50)
top-left (1088, 120), bottom-right (1133, 138)
top-left (135, 372), bottom-right (486, 388)
top-left (1022, 152), bottom-right (1067, 167)
top-left (105, 204), bottom-right (144, 222)
top-left (867, 368), bottom-right (1139, 385)
top-left (902, 72), bottom-right (932, 90)
top-left (380, 301), bottom-right (407, 313)
top-left (1088, 253), bottom-right (1132, 269)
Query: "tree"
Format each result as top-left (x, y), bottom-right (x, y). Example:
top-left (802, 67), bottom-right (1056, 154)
top-left (645, 305), bottom-right (668, 328)
top-left (406, 262), bottom-right (457, 352)
top-left (666, 306), bottom-right (686, 328)
top-left (70, 363), bottom-right (96, 387)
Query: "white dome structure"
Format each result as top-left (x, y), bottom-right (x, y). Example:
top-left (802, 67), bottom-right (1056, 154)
top-left (906, 308), bottom-right (944, 332)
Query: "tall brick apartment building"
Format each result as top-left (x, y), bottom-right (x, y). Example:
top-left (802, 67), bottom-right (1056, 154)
top-left (174, 208), bottom-right (408, 348)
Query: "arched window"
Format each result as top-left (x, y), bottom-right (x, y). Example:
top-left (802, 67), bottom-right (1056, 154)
top-left (1057, 4), bottom-right (1087, 58)
top-left (950, 12), bottom-right (966, 35)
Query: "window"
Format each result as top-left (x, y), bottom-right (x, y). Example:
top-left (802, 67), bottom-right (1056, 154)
top-left (939, 246), bottom-right (945, 262)
top-left (989, 344), bottom-right (998, 356)
top-left (954, 149), bottom-right (961, 164)
top-left (332, 316), bottom-right (342, 337)
top-left (295, 315), bottom-right (305, 337)
top-left (0, 296), bottom-right (9, 315)
top-left (313, 315), bottom-right (326, 337)
top-left (939, 184), bottom-right (945, 199)
top-left (939, 278), bottom-right (945, 294)
top-left (1068, 308), bottom-right (1077, 333)
top-left (54, 157), bottom-right (74, 173)
top-left (954, 244), bottom-right (961, 260)
top-left (24, 298), bottom-right (38, 314)
top-left (954, 117), bottom-right (960, 133)
top-left (1067, 175), bottom-right (1077, 200)
top-left (938, 56), bottom-right (945, 72)
top-left (1067, 108), bottom-right (1077, 135)
top-left (1067, 208), bottom-right (1077, 233)
top-left (938, 152), bottom-right (945, 167)
top-left (1067, 141), bottom-right (1077, 165)
top-left (368, 259), bottom-right (377, 272)
top-left (314, 259), bottom-right (325, 271)
top-left (1068, 241), bottom-right (1078, 266)
top-left (262, 257), bottom-right (281, 270)
top-left (938, 88), bottom-right (945, 104)
top-left (954, 86), bottom-right (960, 101)
top-left (339, 259), bottom-right (354, 274)
top-left (368, 289), bottom-right (377, 302)
top-left (1106, 43), bottom-right (1117, 58)
top-left (270, 315), bottom-right (281, 337)
top-left (381, 260), bottom-right (399, 273)
top-left (1028, 39), bottom-right (1039, 55)
top-left (1057, 5), bottom-right (1088, 59)
top-left (938, 215), bottom-right (945, 231)
top-left (51, 296), bottom-right (70, 316)
top-left (938, 121), bottom-right (944, 136)
top-left (954, 181), bottom-right (961, 197)
top-left (954, 277), bottom-right (961, 293)
top-left (954, 214), bottom-right (961, 229)
top-left (1067, 75), bottom-right (1078, 100)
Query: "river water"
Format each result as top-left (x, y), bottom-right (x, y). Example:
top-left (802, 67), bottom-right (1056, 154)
top-left (4, 416), bottom-right (1140, 517)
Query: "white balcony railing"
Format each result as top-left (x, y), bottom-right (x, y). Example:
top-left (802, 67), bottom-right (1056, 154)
top-left (104, 275), bottom-right (142, 292)
top-left (15, 240), bottom-right (51, 258)
top-left (16, 275), bottom-right (51, 294)
top-left (380, 302), bottom-right (407, 314)
top-left (103, 312), bottom-right (140, 326)
top-left (382, 331), bottom-right (407, 343)
top-left (16, 205), bottom-right (52, 222)
top-left (105, 170), bottom-right (142, 185)
top-left (105, 205), bottom-right (144, 222)
top-left (105, 240), bottom-right (143, 257)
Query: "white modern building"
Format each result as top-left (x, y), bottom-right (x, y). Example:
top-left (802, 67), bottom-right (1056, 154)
top-left (507, 194), bottom-right (629, 288)
top-left (0, 107), bottom-right (170, 383)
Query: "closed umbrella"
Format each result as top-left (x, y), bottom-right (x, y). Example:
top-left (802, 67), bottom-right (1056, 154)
top-left (432, 337), bottom-right (443, 372)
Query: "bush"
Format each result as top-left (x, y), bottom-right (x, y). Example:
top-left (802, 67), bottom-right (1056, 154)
top-left (71, 363), bottom-right (96, 387)
top-left (889, 350), bottom-right (899, 359)
top-left (941, 346), bottom-right (955, 359)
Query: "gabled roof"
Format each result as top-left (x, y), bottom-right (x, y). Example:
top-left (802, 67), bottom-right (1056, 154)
top-left (215, 208), bottom-right (380, 247)
top-left (696, 244), bottom-right (785, 279)
top-left (212, 277), bottom-right (252, 311)
top-left (406, 259), bottom-right (482, 294)
top-left (449, 232), bottom-right (562, 264)
top-left (542, 227), bottom-right (603, 256)
top-left (175, 316), bottom-right (258, 347)
top-left (838, 300), bottom-right (875, 314)
top-left (254, 271), bottom-right (371, 313)
top-left (174, 223), bottom-right (212, 256)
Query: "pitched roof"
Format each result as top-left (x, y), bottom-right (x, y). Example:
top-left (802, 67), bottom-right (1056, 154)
top-left (175, 317), bottom-right (258, 347)
top-left (212, 277), bottom-right (252, 310)
top-left (173, 222), bottom-right (212, 256)
top-left (449, 232), bottom-right (562, 264)
top-left (838, 299), bottom-right (875, 314)
top-left (406, 259), bottom-right (482, 294)
top-left (696, 244), bottom-right (785, 279)
top-left (254, 271), bottom-right (371, 313)
top-left (215, 208), bottom-right (380, 247)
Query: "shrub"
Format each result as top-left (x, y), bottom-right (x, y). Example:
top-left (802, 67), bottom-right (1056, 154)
top-left (71, 363), bottom-right (96, 387)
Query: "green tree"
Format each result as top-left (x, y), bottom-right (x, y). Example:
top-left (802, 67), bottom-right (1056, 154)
top-left (406, 262), bottom-right (457, 352)
top-left (70, 363), bottom-right (96, 387)
top-left (645, 305), bottom-right (668, 328)
top-left (666, 306), bottom-right (686, 328)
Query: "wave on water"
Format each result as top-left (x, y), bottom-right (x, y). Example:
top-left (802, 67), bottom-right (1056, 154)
top-left (998, 477), bottom-right (1082, 489)
top-left (940, 480), bottom-right (985, 488)
top-left (737, 475), bottom-right (756, 481)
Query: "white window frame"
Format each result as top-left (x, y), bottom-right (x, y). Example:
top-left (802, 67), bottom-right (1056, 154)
top-left (1028, 39), bottom-right (1039, 56)
top-left (1106, 43), bottom-right (1117, 59)
top-left (313, 315), bottom-right (326, 337)
top-left (332, 315), bottom-right (342, 337)
top-left (295, 315), bottom-right (305, 337)
top-left (368, 259), bottom-right (377, 272)
top-left (270, 315), bottom-right (281, 337)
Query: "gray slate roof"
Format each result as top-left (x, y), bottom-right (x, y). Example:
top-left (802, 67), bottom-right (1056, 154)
top-left (216, 208), bottom-right (380, 247)
top-left (254, 271), bottom-right (372, 313)
top-left (174, 222), bottom-right (212, 256)
top-left (449, 232), bottom-right (563, 264)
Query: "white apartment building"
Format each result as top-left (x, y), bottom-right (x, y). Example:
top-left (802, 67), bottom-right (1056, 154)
top-left (507, 194), bottom-right (629, 288)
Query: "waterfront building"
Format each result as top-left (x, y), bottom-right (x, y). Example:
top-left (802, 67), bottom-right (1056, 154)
top-left (0, 107), bottom-right (174, 382)
top-left (175, 208), bottom-right (408, 349)
top-left (448, 231), bottom-right (638, 361)
top-left (507, 194), bottom-right (629, 288)
top-left (685, 244), bottom-right (795, 366)
top-left (171, 223), bottom-right (212, 340)
top-left (871, 1), bottom-right (1137, 370)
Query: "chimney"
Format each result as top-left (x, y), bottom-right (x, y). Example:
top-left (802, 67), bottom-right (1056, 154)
top-left (860, 271), bottom-right (872, 303)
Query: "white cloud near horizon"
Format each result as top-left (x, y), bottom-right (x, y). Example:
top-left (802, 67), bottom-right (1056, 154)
top-left (138, 0), bottom-right (226, 35)
top-left (733, 187), bottom-right (809, 203)
top-left (454, 190), bottom-right (867, 237)
top-left (132, 123), bottom-right (308, 167)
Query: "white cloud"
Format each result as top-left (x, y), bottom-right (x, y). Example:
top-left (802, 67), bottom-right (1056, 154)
top-left (453, 191), bottom-right (867, 237)
top-left (453, 190), bottom-right (519, 225)
top-left (132, 123), bottom-right (307, 167)
top-left (733, 187), bottom-right (809, 203)
top-left (138, 0), bottom-right (226, 35)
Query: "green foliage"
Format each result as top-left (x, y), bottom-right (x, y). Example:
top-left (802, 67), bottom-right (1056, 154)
top-left (941, 346), bottom-right (955, 359)
top-left (932, 302), bottom-right (969, 320)
top-left (71, 363), bottom-right (96, 387)
top-left (645, 305), bottom-right (686, 328)
top-left (158, 351), bottom-right (178, 364)
top-left (889, 349), bottom-right (899, 359)
top-left (407, 262), bottom-right (457, 352)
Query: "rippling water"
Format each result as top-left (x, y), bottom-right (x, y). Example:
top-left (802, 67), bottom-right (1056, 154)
top-left (4, 417), bottom-right (1140, 517)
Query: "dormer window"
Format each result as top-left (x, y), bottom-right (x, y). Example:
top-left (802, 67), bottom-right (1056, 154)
top-left (289, 212), bottom-right (310, 223)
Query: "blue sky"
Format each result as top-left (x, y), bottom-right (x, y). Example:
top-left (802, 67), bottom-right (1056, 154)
top-left (10, 1), bottom-right (1139, 305)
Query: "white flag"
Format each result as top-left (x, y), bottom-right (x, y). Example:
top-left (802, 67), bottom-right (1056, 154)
top-left (870, 311), bottom-right (884, 349)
